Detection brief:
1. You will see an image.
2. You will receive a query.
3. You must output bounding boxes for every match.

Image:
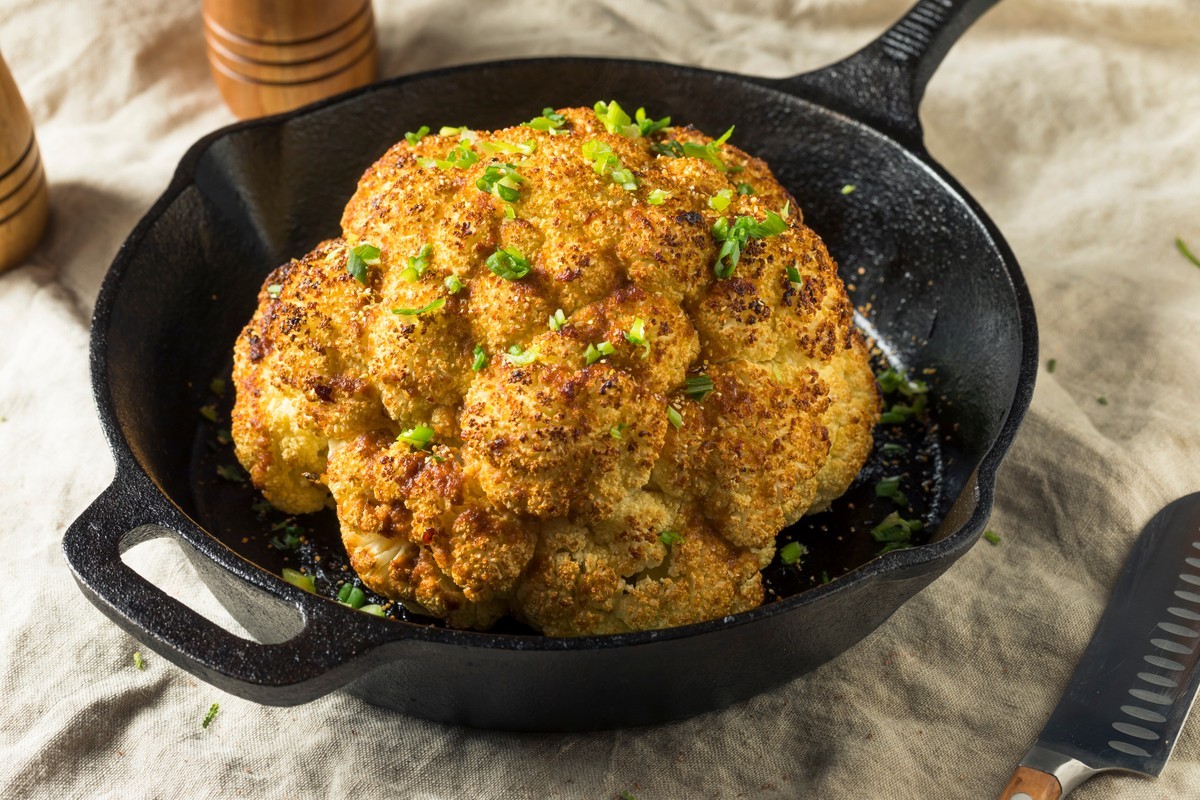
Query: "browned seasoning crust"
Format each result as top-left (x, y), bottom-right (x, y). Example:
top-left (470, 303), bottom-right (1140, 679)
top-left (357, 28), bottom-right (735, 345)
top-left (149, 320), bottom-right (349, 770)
top-left (232, 107), bottom-right (880, 636)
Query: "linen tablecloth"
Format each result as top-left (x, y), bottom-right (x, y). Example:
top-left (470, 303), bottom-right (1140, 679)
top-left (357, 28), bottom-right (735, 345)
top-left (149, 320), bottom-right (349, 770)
top-left (2, 0), bottom-right (1199, 796)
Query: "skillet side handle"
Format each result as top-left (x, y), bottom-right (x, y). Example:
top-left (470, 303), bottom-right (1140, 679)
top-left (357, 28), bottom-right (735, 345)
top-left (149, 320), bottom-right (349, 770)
top-left (776, 0), bottom-right (1001, 149)
top-left (62, 473), bottom-right (379, 706)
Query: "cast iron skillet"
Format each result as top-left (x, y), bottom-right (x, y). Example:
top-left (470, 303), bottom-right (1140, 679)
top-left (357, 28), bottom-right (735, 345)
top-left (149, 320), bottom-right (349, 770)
top-left (64, 0), bottom-right (1035, 731)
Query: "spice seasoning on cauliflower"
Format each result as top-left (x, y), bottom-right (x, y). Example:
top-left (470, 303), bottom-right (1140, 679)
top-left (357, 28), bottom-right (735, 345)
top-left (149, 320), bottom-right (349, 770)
top-left (231, 104), bottom-right (881, 636)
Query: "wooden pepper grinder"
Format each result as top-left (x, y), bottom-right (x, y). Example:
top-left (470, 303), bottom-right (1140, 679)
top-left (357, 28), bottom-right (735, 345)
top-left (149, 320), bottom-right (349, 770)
top-left (0, 50), bottom-right (49, 274)
top-left (203, 0), bottom-right (379, 119)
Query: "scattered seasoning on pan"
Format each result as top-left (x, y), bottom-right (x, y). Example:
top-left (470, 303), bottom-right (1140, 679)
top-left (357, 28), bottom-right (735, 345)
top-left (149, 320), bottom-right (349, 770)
top-left (684, 374), bottom-right (713, 401)
top-left (215, 465), bottom-right (244, 483)
top-left (841, 184), bottom-right (857, 195)
top-left (736, 182), bottom-right (756, 195)
top-left (266, 283), bottom-right (283, 299)
top-left (1177, 237), bottom-right (1200, 269)
top-left (983, 530), bottom-right (1002, 545)
top-left (1047, 358), bottom-right (1057, 373)
top-left (548, 308), bottom-right (567, 331)
top-left (476, 163), bottom-right (525, 203)
top-left (347, 243), bottom-right (381, 284)
top-left (610, 423), bottom-right (628, 439)
top-left (397, 425), bottom-right (435, 450)
top-left (391, 298), bottom-right (445, 316)
top-left (444, 274), bottom-right (465, 294)
top-left (281, 568), bottom-right (315, 593)
top-left (523, 107), bottom-right (567, 133)
top-left (404, 125), bottom-right (430, 145)
top-left (666, 405), bottom-right (683, 429)
top-left (871, 512), bottom-right (923, 554)
top-left (584, 341), bottom-right (615, 365)
top-left (471, 344), bottom-right (488, 371)
top-left (582, 140), bottom-right (638, 190)
top-left (486, 246), bottom-right (532, 280)
top-left (652, 126), bottom-right (734, 172)
top-left (400, 244), bottom-right (432, 282)
top-left (338, 583), bottom-right (367, 609)
top-left (646, 188), bottom-right (670, 205)
top-left (779, 541), bottom-right (807, 565)
top-left (1097, 396), bottom-right (1109, 406)
top-left (133, 652), bottom-right (145, 670)
top-left (209, 378), bottom-right (226, 395)
top-left (199, 404), bottom-right (218, 423)
top-left (874, 475), bottom-right (908, 507)
top-left (659, 530), bottom-right (683, 546)
top-left (624, 318), bottom-right (649, 357)
top-left (708, 188), bottom-right (734, 212)
top-left (504, 344), bottom-right (538, 365)
top-left (711, 210), bottom-right (788, 278)
top-left (201, 703), bottom-right (220, 729)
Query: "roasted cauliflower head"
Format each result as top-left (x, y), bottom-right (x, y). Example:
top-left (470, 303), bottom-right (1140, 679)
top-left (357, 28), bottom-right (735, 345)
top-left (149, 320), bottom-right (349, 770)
top-left (232, 104), bottom-right (880, 636)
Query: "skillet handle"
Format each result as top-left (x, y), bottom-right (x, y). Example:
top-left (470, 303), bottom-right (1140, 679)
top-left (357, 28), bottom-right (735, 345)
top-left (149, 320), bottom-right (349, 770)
top-left (774, 0), bottom-right (1001, 149)
top-left (63, 471), bottom-right (380, 705)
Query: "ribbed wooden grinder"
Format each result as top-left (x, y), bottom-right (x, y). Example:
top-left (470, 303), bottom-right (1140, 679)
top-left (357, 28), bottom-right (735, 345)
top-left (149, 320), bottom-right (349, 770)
top-left (0, 51), bottom-right (49, 274)
top-left (202, 0), bottom-right (378, 119)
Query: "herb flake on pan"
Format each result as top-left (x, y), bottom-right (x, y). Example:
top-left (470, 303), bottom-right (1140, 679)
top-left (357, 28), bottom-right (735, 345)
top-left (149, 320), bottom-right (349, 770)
top-left (1047, 358), bottom-right (1057, 373)
top-left (215, 465), bottom-right (244, 483)
top-left (391, 298), bottom-right (445, 316)
top-left (874, 475), bottom-right (908, 507)
top-left (841, 184), bottom-right (857, 195)
top-left (397, 425), bottom-right (435, 450)
top-left (281, 568), bottom-right (315, 593)
top-left (659, 530), bottom-right (683, 546)
top-left (880, 442), bottom-right (908, 457)
top-left (983, 530), bottom-right (1002, 546)
top-left (871, 512), bottom-right (923, 554)
top-left (404, 125), bottom-right (430, 145)
top-left (201, 703), bottom-right (220, 729)
top-left (684, 374), bottom-right (713, 401)
top-left (199, 404), bottom-right (218, 423)
top-left (1177, 237), bottom-right (1200, 269)
top-left (347, 243), bottom-right (381, 284)
top-left (486, 246), bottom-right (531, 280)
top-left (338, 583), bottom-right (367, 609)
top-left (779, 541), bottom-right (807, 565)
top-left (133, 652), bottom-right (145, 671)
top-left (711, 209), bottom-right (788, 279)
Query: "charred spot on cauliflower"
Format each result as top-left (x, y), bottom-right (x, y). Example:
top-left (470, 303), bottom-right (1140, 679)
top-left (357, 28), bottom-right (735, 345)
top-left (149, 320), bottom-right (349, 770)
top-left (232, 105), bottom-right (880, 636)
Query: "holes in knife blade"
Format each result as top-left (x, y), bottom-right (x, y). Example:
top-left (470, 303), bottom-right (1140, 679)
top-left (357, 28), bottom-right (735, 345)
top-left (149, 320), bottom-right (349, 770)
top-left (1157, 621), bottom-right (1199, 638)
top-left (1192, 541), bottom-right (1200, 551)
top-left (1121, 705), bottom-right (1168, 724)
top-left (1145, 654), bottom-right (1186, 671)
top-left (1151, 638), bottom-right (1193, 655)
top-left (1111, 721), bottom-right (1160, 740)
top-left (1130, 687), bottom-right (1173, 705)
top-left (1187, 557), bottom-right (1200, 569)
top-left (1175, 590), bottom-right (1200, 604)
top-left (1179, 573), bottom-right (1200, 586)
top-left (1109, 740), bottom-right (1153, 758)
top-left (1137, 672), bottom-right (1179, 689)
top-left (1168, 606), bottom-right (1200, 621)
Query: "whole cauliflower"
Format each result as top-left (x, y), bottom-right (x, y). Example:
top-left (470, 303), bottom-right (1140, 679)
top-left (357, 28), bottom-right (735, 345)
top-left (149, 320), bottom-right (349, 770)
top-left (232, 105), bottom-right (880, 636)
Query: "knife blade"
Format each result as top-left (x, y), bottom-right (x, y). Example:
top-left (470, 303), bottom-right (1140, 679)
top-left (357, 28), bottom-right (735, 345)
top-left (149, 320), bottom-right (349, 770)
top-left (999, 492), bottom-right (1200, 800)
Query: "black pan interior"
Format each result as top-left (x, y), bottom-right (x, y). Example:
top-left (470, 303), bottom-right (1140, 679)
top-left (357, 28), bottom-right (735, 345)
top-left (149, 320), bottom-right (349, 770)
top-left (103, 58), bottom-right (1023, 635)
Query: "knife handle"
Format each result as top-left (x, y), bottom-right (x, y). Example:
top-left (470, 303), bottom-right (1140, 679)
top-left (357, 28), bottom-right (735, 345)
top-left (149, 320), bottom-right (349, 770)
top-left (998, 766), bottom-right (1063, 800)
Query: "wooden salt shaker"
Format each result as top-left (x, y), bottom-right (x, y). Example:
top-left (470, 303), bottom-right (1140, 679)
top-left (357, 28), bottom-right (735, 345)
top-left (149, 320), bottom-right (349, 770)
top-left (0, 51), bottom-right (49, 274)
top-left (203, 0), bottom-right (379, 119)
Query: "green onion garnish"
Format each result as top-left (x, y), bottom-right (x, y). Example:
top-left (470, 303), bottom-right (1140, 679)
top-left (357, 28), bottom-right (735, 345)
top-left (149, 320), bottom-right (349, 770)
top-left (1047, 358), bottom-right (1057, 373)
top-left (444, 275), bottom-right (465, 294)
top-left (646, 188), bottom-right (670, 205)
top-left (659, 530), bottom-right (683, 546)
top-left (1097, 396), bottom-right (1109, 406)
top-left (1177, 237), bottom-right (1200, 269)
top-left (581, 140), bottom-right (638, 190)
top-left (548, 308), bottom-right (567, 331)
top-left (133, 651), bottom-right (144, 670)
top-left (736, 182), bottom-right (755, 195)
top-left (417, 140), bottom-right (479, 170)
top-left (684, 374), bottom-right (714, 401)
top-left (266, 283), bottom-right (283, 298)
top-left (347, 242), bottom-right (381, 284)
top-left (593, 100), bottom-right (634, 136)
top-left (708, 188), bottom-right (734, 212)
top-left (523, 107), bottom-right (567, 133)
top-left (711, 210), bottom-right (788, 279)
top-left (400, 244), bottom-right (432, 282)
top-left (201, 703), bottom-right (220, 729)
top-left (392, 298), bottom-right (445, 316)
top-left (478, 139), bottom-right (537, 156)
top-left (281, 568), bottom-right (315, 593)
top-left (471, 344), bottom-right (487, 371)
top-left (624, 318), bottom-right (649, 357)
top-left (786, 263), bottom-right (803, 289)
top-left (398, 425), bottom-right (435, 450)
top-left (199, 404), bottom-right (218, 423)
top-left (504, 344), bottom-right (538, 366)
top-left (209, 378), bottom-right (226, 395)
top-left (584, 341), bottom-right (615, 365)
top-left (651, 125), bottom-right (734, 172)
top-left (875, 475), bottom-right (908, 507)
top-left (486, 246), bottom-right (531, 280)
top-left (476, 163), bottom-right (525, 204)
top-left (215, 465), bottom-right (244, 483)
top-left (876, 368), bottom-right (929, 398)
top-left (337, 583), bottom-right (367, 609)
top-left (359, 604), bottom-right (386, 617)
top-left (841, 184), bottom-right (857, 195)
top-left (404, 125), bottom-right (430, 145)
top-left (881, 442), bottom-right (907, 456)
top-left (983, 530), bottom-right (1001, 546)
top-left (779, 541), bottom-right (807, 565)
top-left (666, 406), bottom-right (683, 429)
top-left (871, 512), bottom-right (923, 554)
top-left (610, 423), bottom-right (627, 439)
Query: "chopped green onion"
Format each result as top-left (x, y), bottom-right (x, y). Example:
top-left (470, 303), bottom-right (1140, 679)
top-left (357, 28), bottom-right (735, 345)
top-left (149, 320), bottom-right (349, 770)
top-left (199, 404), bottom-right (218, 423)
top-left (504, 344), bottom-right (538, 366)
top-left (684, 374), bottom-right (714, 401)
top-left (281, 568), bottom-right (315, 593)
top-left (209, 378), bottom-right (226, 395)
top-left (584, 341), bottom-right (615, 365)
top-left (624, 318), bottom-right (649, 357)
top-left (133, 651), bottom-right (144, 670)
top-left (251, 500), bottom-right (274, 516)
top-left (486, 246), bottom-right (531, 280)
top-left (876, 368), bottom-right (929, 398)
top-left (347, 242), bottom-right (381, 284)
top-left (880, 396), bottom-right (927, 424)
top-left (983, 530), bottom-right (1001, 546)
top-left (651, 125), bottom-right (734, 171)
top-left (634, 106), bottom-right (670, 136)
top-left (1177, 237), bottom-right (1200, 269)
top-left (548, 308), bottom-right (567, 331)
top-left (392, 298), bottom-right (445, 316)
top-left (418, 140), bottom-right (479, 170)
top-left (215, 464), bottom-right (244, 483)
top-left (593, 100), bottom-right (635, 136)
top-left (1097, 396), bottom-right (1109, 406)
top-left (610, 423), bottom-right (627, 439)
top-left (1046, 358), bottom-right (1057, 373)
top-left (337, 583), bottom-right (367, 609)
top-left (881, 442), bottom-right (908, 456)
top-left (875, 475), bottom-right (908, 507)
top-left (523, 107), bottom-right (567, 133)
top-left (359, 604), bottom-right (386, 617)
top-left (471, 344), bottom-right (487, 371)
top-left (711, 210), bottom-right (788, 279)
top-left (666, 405), bottom-right (683, 429)
top-left (216, 428), bottom-right (232, 445)
top-left (841, 184), bottom-right (857, 195)
top-left (404, 125), bottom-right (430, 145)
top-left (659, 530), bottom-right (683, 546)
top-left (871, 512), bottom-right (923, 554)
top-left (266, 283), bottom-right (283, 298)
top-left (398, 425), bottom-right (435, 450)
top-left (439, 125), bottom-right (470, 138)
top-left (478, 139), bottom-right (537, 156)
top-left (786, 263), bottom-right (803, 289)
top-left (444, 274), bottom-right (465, 294)
top-left (201, 703), bottom-right (220, 729)
top-left (646, 188), bottom-right (670, 205)
top-left (708, 188), bottom-right (734, 212)
top-left (476, 163), bottom-right (525, 204)
top-left (736, 182), bottom-right (756, 195)
top-left (582, 140), bottom-right (638, 190)
top-left (400, 244), bottom-right (433, 282)
top-left (779, 541), bottom-right (807, 565)
top-left (820, 570), bottom-right (831, 584)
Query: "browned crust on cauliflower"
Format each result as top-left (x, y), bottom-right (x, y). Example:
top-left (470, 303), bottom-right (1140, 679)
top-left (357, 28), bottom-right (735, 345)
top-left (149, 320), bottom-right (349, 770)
top-left (232, 107), bottom-right (881, 636)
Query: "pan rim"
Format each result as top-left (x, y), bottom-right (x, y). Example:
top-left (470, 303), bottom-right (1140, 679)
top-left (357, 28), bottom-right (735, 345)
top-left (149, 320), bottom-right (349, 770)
top-left (86, 54), bottom-right (1038, 654)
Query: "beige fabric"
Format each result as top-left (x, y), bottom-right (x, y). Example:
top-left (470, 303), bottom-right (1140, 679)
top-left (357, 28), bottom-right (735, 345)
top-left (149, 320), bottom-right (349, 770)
top-left (2, 0), bottom-right (1199, 796)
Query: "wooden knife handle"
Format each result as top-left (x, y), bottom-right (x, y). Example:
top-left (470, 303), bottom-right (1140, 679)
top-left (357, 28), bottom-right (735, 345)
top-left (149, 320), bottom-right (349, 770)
top-left (998, 766), bottom-right (1063, 800)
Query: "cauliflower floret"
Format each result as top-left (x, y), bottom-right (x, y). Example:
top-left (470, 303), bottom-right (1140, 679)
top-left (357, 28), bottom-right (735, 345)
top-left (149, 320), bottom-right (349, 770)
top-left (232, 106), bottom-right (880, 635)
